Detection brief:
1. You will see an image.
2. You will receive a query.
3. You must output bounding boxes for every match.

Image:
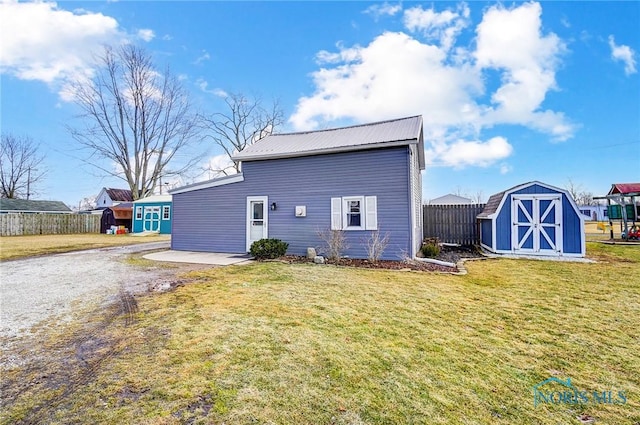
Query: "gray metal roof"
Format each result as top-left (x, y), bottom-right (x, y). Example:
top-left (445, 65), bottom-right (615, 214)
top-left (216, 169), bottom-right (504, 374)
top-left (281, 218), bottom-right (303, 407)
top-left (232, 115), bottom-right (424, 167)
top-left (429, 194), bottom-right (473, 205)
top-left (0, 198), bottom-right (72, 213)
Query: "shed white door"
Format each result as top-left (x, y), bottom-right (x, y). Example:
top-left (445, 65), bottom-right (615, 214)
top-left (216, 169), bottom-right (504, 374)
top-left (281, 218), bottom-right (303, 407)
top-left (246, 196), bottom-right (268, 251)
top-left (143, 206), bottom-right (161, 232)
top-left (512, 195), bottom-right (562, 255)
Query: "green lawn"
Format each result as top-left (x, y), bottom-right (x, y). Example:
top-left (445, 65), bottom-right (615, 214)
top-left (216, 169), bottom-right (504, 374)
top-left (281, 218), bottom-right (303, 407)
top-left (1, 242), bottom-right (639, 424)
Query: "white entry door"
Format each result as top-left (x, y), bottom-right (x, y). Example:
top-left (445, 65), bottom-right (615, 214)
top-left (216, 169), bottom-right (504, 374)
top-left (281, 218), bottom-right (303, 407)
top-left (512, 195), bottom-right (563, 255)
top-left (246, 196), bottom-right (268, 251)
top-left (143, 206), bottom-right (161, 232)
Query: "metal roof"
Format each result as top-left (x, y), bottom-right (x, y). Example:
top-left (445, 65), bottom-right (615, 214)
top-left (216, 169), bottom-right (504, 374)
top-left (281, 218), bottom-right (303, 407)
top-left (0, 199), bottom-right (72, 213)
top-left (232, 115), bottom-right (424, 167)
top-left (608, 183), bottom-right (640, 196)
top-left (104, 188), bottom-right (133, 202)
top-left (429, 194), bottom-right (473, 205)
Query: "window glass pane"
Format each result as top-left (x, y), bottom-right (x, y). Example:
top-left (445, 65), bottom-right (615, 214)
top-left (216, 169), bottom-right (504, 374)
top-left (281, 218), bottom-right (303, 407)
top-left (253, 202), bottom-right (263, 220)
top-left (349, 200), bottom-right (360, 213)
top-left (348, 213), bottom-right (361, 227)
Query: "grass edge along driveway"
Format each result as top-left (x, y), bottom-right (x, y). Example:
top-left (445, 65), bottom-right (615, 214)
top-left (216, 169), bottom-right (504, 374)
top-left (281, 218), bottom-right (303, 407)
top-left (0, 233), bottom-right (170, 261)
top-left (1, 242), bottom-right (639, 424)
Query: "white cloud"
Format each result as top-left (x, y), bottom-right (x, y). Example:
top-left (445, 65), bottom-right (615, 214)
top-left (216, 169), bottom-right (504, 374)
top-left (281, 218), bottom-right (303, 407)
top-left (196, 78), bottom-right (227, 97)
top-left (608, 35), bottom-right (637, 75)
top-left (404, 3), bottom-right (470, 51)
top-left (205, 154), bottom-right (236, 178)
top-left (137, 28), bottom-right (155, 42)
top-left (427, 136), bottom-right (513, 168)
top-left (0, 0), bottom-right (124, 84)
top-left (499, 162), bottom-right (513, 174)
top-left (364, 2), bottom-right (402, 20)
top-left (290, 1), bottom-right (574, 168)
top-left (193, 50), bottom-right (211, 65)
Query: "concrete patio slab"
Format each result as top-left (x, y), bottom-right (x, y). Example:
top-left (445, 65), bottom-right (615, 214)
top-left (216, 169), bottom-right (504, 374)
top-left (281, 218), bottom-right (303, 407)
top-left (143, 250), bottom-right (253, 265)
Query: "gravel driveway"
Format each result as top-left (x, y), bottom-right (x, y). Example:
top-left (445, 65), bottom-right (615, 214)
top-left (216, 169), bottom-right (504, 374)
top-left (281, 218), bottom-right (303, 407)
top-left (0, 242), bottom-right (172, 342)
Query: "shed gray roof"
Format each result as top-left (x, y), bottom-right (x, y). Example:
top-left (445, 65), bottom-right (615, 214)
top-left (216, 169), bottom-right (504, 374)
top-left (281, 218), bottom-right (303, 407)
top-left (0, 198), bottom-right (72, 213)
top-left (232, 115), bottom-right (425, 168)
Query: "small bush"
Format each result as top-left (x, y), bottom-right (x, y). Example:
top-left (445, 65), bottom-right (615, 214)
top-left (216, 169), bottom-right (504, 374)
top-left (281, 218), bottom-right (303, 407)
top-left (316, 228), bottom-right (349, 260)
top-left (364, 230), bottom-right (390, 263)
top-left (249, 238), bottom-right (289, 260)
top-left (421, 237), bottom-right (441, 258)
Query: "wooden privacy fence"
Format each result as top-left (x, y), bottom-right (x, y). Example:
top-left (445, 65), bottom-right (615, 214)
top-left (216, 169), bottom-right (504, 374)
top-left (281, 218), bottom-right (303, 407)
top-left (0, 213), bottom-right (101, 236)
top-left (423, 204), bottom-right (486, 245)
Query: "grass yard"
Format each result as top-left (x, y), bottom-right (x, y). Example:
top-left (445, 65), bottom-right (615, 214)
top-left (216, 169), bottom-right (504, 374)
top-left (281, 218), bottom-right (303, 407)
top-left (1, 243), bottom-right (639, 424)
top-left (0, 233), bottom-right (170, 261)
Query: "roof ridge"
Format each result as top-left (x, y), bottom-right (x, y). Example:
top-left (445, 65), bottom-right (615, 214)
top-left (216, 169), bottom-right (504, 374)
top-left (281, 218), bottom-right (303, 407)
top-left (270, 115), bottom-right (422, 137)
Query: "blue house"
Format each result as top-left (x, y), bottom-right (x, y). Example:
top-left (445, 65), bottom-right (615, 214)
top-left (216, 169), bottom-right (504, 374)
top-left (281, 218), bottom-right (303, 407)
top-left (170, 116), bottom-right (425, 260)
top-left (132, 195), bottom-right (172, 234)
top-left (477, 181), bottom-right (585, 258)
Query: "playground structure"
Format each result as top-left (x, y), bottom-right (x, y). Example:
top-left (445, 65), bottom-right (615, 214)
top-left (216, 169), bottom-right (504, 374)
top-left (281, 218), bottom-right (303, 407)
top-left (595, 183), bottom-right (640, 241)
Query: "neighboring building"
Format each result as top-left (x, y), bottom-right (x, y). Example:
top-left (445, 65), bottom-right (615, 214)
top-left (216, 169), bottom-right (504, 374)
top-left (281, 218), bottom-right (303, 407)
top-left (0, 199), bottom-right (72, 214)
top-left (477, 181), bottom-right (585, 258)
top-left (95, 187), bottom-right (134, 208)
top-left (578, 205), bottom-right (607, 221)
top-left (171, 116), bottom-right (425, 260)
top-left (132, 195), bottom-right (172, 234)
top-left (100, 202), bottom-right (133, 233)
top-left (429, 194), bottom-right (473, 205)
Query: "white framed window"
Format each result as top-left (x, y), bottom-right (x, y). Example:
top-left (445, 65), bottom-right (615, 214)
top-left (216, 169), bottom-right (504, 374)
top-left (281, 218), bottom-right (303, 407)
top-left (135, 206), bottom-right (142, 220)
top-left (162, 205), bottom-right (171, 220)
top-left (343, 196), bottom-right (364, 230)
top-left (331, 196), bottom-right (377, 231)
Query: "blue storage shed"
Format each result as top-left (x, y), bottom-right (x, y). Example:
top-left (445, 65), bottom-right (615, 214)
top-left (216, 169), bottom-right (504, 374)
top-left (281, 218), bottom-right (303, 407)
top-left (132, 195), bottom-right (172, 234)
top-left (477, 181), bottom-right (585, 258)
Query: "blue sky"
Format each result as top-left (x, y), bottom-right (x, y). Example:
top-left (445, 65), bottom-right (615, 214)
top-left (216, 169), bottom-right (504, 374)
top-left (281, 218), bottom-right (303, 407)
top-left (1, 0), bottom-right (638, 208)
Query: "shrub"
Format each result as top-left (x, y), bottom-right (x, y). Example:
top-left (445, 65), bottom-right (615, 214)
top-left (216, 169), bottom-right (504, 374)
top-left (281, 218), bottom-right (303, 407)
top-left (316, 228), bottom-right (349, 260)
top-left (421, 237), bottom-right (441, 258)
top-left (249, 238), bottom-right (289, 260)
top-left (364, 230), bottom-right (390, 263)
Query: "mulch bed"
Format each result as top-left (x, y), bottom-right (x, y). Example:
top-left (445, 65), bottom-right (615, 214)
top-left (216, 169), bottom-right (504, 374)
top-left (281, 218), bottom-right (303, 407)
top-left (276, 245), bottom-right (485, 273)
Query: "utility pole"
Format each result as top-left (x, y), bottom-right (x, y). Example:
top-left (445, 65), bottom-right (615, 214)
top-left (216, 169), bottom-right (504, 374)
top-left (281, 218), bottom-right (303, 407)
top-left (27, 168), bottom-right (31, 200)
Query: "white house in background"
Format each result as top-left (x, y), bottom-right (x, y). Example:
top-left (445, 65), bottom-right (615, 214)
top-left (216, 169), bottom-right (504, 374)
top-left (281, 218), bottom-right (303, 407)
top-left (577, 205), bottom-right (607, 221)
top-left (429, 194), bottom-right (473, 205)
top-left (95, 187), bottom-right (133, 208)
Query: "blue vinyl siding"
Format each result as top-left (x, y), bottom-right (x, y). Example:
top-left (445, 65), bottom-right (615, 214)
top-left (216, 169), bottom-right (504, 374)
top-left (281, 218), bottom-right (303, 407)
top-left (562, 196), bottom-right (583, 254)
top-left (172, 147), bottom-right (413, 260)
top-left (480, 219), bottom-right (492, 247)
top-left (132, 201), bottom-right (172, 234)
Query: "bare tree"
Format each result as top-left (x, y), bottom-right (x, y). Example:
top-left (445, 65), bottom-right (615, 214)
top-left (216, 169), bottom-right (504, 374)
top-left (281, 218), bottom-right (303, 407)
top-left (0, 133), bottom-right (46, 199)
top-left (565, 179), bottom-right (597, 206)
top-left (68, 45), bottom-right (201, 200)
top-left (202, 92), bottom-right (284, 174)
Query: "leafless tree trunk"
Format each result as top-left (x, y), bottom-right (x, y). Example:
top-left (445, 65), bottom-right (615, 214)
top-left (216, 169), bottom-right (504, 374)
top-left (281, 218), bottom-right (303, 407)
top-left (565, 179), bottom-right (596, 205)
top-left (201, 93), bottom-right (284, 175)
top-left (67, 45), bottom-right (201, 200)
top-left (0, 133), bottom-right (46, 199)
